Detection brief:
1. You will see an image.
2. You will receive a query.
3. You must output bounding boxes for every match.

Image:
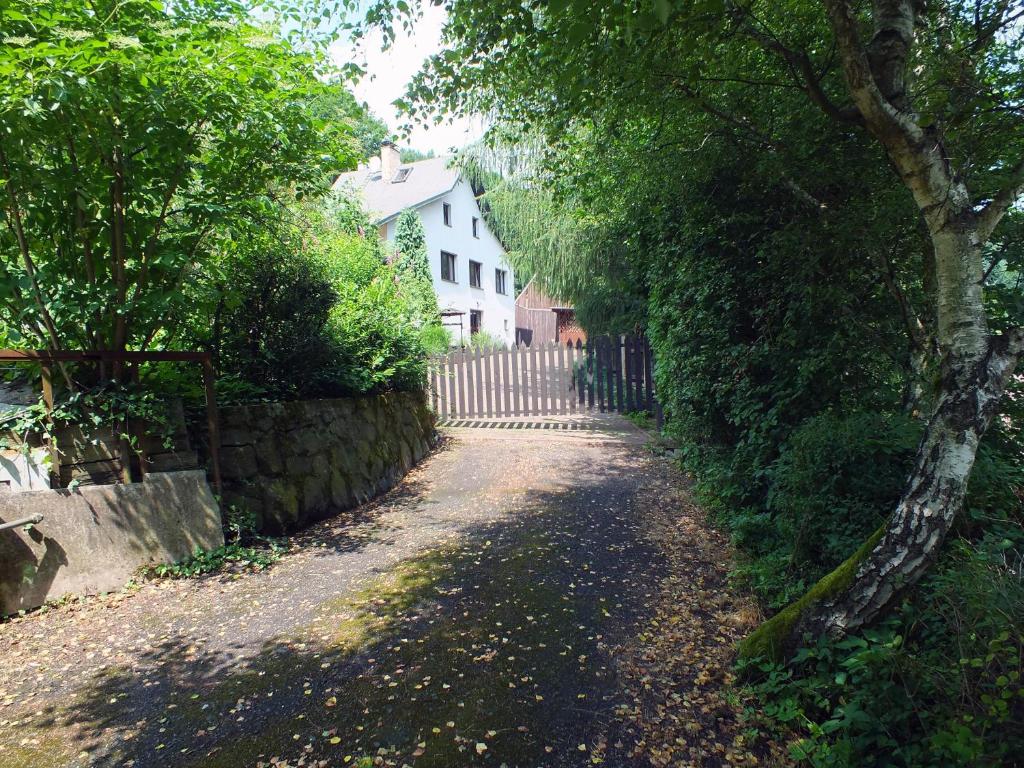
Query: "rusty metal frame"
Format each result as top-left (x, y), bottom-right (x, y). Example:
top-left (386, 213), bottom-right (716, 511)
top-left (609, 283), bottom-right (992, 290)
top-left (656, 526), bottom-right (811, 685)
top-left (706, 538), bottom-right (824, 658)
top-left (0, 349), bottom-right (221, 495)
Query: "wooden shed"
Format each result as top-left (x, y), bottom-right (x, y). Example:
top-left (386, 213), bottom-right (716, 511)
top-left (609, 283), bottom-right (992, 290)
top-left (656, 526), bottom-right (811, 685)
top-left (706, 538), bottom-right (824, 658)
top-left (514, 279), bottom-right (586, 346)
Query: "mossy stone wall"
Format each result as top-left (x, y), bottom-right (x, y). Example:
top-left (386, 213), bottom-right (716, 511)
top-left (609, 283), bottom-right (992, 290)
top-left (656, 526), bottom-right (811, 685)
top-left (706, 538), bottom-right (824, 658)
top-left (215, 392), bottom-right (436, 534)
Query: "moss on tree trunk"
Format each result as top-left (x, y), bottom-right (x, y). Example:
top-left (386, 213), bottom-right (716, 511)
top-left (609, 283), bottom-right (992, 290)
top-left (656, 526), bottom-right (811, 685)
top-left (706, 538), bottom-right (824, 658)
top-left (737, 523), bottom-right (886, 663)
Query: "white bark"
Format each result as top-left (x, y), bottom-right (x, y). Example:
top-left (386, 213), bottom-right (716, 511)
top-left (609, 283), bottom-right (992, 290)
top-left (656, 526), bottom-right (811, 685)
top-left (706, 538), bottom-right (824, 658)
top-left (803, 328), bottom-right (1023, 637)
top-left (788, 0), bottom-right (1024, 640)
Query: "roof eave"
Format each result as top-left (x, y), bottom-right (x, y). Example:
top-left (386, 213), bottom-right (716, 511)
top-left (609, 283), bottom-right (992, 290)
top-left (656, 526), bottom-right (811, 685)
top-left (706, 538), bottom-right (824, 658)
top-left (371, 180), bottom-right (461, 226)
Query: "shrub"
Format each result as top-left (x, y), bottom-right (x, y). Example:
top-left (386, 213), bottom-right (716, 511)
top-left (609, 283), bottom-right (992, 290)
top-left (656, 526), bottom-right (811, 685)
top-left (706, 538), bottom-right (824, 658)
top-left (213, 230), bottom-right (338, 400)
top-left (419, 323), bottom-right (453, 355)
top-left (730, 412), bottom-right (921, 608)
top-left (327, 277), bottom-right (426, 393)
top-left (181, 197), bottom-right (430, 401)
top-left (746, 529), bottom-right (1023, 767)
top-left (466, 331), bottom-right (505, 350)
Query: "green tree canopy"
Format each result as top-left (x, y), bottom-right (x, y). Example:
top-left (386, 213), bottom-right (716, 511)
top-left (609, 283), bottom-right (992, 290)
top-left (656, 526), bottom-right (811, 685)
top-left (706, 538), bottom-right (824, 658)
top-left (0, 0), bottom-right (356, 377)
top-left (391, 208), bottom-right (439, 326)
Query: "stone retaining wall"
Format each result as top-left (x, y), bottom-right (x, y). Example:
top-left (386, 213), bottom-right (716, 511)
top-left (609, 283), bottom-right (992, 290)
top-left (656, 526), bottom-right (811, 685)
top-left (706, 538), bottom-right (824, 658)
top-left (216, 391), bottom-right (436, 533)
top-left (0, 471), bottom-right (223, 615)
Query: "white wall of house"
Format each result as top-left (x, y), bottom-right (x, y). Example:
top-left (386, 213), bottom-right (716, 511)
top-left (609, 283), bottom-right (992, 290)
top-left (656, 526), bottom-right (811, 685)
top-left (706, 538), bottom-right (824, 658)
top-left (382, 178), bottom-right (515, 346)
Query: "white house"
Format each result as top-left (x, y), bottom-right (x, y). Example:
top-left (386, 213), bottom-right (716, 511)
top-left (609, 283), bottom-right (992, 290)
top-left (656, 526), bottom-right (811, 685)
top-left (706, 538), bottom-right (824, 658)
top-left (334, 143), bottom-right (516, 346)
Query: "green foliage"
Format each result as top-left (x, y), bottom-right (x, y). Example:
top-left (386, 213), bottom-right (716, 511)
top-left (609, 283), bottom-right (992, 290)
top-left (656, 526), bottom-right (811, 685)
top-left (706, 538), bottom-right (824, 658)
top-left (744, 531), bottom-right (1024, 766)
top-left (400, 148), bottom-right (435, 163)
top-left (393, 209), bottom-right (431, 282)
top-left (211, 227), bottom-right (339, 401)
top-left (308, 83), bottom-right (389, 161)
top-left (0, 382), bottom-right (175, 459)
top-left (391, 208), bottom-right (442, 338)
top-left (418, 321), bottom-right (453, 355)
top-left (172, 195), bottom-right (429, 401)
top-left (0, 0), bottom-right (355, 359)
top-left (466, 331), bottom-right (505, 350)
top-left (734, 413), bottom-right (920, 609)
top-left (146, 505), bottom-right (285, 579)
top-left (328, 275), bottom-right (426, 393)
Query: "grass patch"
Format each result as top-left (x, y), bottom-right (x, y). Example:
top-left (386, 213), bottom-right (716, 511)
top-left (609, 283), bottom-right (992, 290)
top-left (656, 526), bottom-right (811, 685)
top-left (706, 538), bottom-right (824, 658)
top-left (623, 410), bottom-right (654, 430)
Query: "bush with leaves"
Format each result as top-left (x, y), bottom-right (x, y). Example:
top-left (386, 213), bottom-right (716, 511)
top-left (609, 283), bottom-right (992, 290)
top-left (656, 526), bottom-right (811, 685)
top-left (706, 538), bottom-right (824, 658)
top-left (176, 196), bottom-right (429, 401)
top-left (0, 0), bottom-right (353, 370)
top-left (391, 208), bottom-right (441, 330)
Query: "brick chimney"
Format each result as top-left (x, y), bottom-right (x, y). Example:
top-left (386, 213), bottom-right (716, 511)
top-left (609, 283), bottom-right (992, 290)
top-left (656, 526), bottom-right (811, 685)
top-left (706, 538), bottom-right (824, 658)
top-left (380, 140), bottom-right (400, 181)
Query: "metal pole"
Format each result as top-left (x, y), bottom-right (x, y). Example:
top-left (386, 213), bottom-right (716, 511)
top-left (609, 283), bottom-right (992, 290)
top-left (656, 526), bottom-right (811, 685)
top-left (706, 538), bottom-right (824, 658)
top-left (0, 514), bottom-right (44, 532)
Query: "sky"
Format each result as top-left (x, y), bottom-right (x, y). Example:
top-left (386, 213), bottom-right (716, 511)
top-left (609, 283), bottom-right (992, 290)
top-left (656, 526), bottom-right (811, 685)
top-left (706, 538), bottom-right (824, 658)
top-left (331, 4), bottom-right (482, 156)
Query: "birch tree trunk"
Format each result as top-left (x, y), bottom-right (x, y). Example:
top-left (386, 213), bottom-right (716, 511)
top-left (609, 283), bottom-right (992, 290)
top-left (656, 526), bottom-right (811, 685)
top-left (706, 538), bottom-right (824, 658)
top-left (742, 0), bottom-right (1024, 657)
top-left (798, 0), bottom-right (1024, 638)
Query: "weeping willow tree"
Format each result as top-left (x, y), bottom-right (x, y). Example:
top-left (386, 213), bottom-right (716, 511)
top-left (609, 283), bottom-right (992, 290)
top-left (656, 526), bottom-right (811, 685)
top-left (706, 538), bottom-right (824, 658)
top-left (460, 142), bottom-right (646, 334)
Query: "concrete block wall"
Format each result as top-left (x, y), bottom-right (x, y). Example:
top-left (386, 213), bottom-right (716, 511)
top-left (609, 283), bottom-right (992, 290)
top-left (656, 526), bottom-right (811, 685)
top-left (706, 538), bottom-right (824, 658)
top-left (215, 391), bottom-right (436, 534)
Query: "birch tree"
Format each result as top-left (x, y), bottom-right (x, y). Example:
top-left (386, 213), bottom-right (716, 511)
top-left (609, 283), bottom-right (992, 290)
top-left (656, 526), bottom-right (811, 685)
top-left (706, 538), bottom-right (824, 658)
top-left (362, 0), bottom-right (1024, 654)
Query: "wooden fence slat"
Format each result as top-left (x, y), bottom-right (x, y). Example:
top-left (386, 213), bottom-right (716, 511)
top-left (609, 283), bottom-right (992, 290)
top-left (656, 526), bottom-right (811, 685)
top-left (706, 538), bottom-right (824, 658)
top-left (604, 337), bottom-right (613, 413)
top-left (460, 347), bottom-right (471, 417)
top-left (540, 342), bottom-right (551, 415)
top-left (496, 345), bottom-right (506, 416)
top-left (549, 341), bottom-right (558, 415)
top-left (615, 335), bottom-right (625, 413)
top-left (473, 346), bottom-right (484, 418)
top-left (566, 341), bottom-right (577, 413)
top-left (585, 339), bottom-right (594, 409)
top-left (595, 338), bottom-right (605, 412)
top-left (484, 348), bottom-right (495, 417)
top-left (552, 342), bottom-right (561, 415)
top-left (522, 342), bottom-right (530, 416)
top-left (633, 335), bottom-right (644, 411)
top-left (466, 346), bottom-right (475, 417)
top-left (529, 342), bottom-right (539, 416)
top-left (644, 336), bottom-right (654, 413)
top-left (623, 335), bottom-right (632, 411)
top-left (510, 343), bottom-right (521, 417)
top-left (477, 347), bottom-right (486, 418)
top-left (455, 348), bottom-right (464, 417)
top-left (516, 342), bottom-right (525, 416)
top-left (623, 334), bottom-right (633, 412)
top-left (556, 341), bottom-right (566, 415)
top-left (445, 350), bottom-right (455, 419)
top-left (456, 350), bottom-right (468, 421)
top-left (574, 340), bottom-right (583, 412)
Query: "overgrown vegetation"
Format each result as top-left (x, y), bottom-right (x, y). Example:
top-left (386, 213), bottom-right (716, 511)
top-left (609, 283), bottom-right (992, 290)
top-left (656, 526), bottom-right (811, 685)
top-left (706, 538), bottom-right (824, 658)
top-left (0, 0), bottom-right (433, 439)
top-left (372, 0), bottom-right (1024, 762)
top-left (145, 505), bottom-right (285, 579)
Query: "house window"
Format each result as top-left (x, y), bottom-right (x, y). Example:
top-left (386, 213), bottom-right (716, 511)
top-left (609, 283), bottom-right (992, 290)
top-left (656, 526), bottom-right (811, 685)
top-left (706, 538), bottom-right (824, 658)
top-left (470, 310), bottom-right (482, 336)
top-left (441, 251), bottom-right (457, 282)
top-left (472, 217), bottom-right (479, 238)
top-left (392, 167), bottom-right (412, 183)
top-left (443, 202), bottom-right (452, 227)
top-left (469, 260), bottom-right (482, 288)
top-left (495, 269), bottom-right (507, 295)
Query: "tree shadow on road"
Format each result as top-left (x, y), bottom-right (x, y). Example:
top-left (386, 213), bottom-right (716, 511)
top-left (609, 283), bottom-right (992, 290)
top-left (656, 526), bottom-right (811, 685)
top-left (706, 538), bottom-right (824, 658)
top-left (3, 453), bottom-right (669, 768)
